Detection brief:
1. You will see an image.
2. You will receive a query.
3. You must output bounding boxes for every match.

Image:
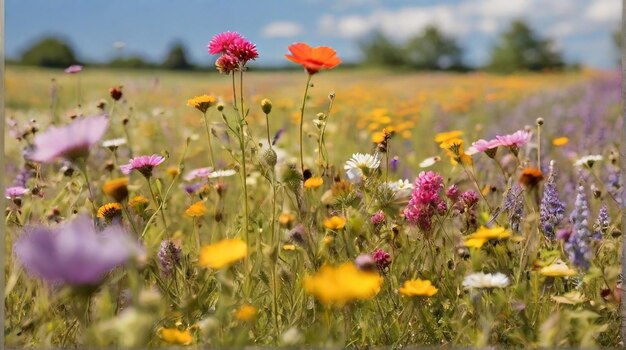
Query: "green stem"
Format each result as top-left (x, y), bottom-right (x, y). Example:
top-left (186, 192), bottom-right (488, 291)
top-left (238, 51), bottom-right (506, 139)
top-left (121, 202), bottom-right (139, 236)
top-left (266, 112), bottom-right (280, 338)
top-left (203, 111), bottom-right (216, 168)
top-left (147, 179), bottom-right (167, 228)
top-left (77, 160), bottom-right (98, 217)
top-left (299, 75), bottom-right (313, 174)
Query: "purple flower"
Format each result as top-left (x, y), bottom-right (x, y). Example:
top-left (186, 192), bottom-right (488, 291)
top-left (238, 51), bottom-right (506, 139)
top-left (354, 254), bottom-right (376, 271)
top-left (64, 65), bottom-right (83, 74)
top-left (13, 215), bottom-right (140, 285)
top-left (370, 210), bottom-right (385, 226)
top-left (272, 128), bottom-right (285, 146)
top-left (157, 240), bottom-right (181, 277)
top-left (5, 186), bottom-right (28, 199)
top-left (494, 130), bottom-right (532, 148)
top-left (120, 154), bottom-right (165, 178)
top-left (565, 181), bottom-right (592, 270)
top-left (28, 115), bottom-right (109, 163)
top-left (540, 161), bottom-right (565, 239)
top-left (371, 249), bottom-right (391, 270)
top-left (593, 204), bottom-right (610, 238)
top-left (470, 138), bottom-right (500, 155)
top-left (184, 167), bottom-right (213, 181)
top-left (184, 182), bottom-right (205, 195)
top-left (403, 171), bottom-right (445, 233)
top-left (445, 184), bottom-right (460, 201)
top-left (504, 185), bottom-right (524, 232)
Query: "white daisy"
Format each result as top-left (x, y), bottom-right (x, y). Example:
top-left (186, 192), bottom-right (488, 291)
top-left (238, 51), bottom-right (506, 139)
top-left (386, 179), bottom-right (414, 200)
top-left (102, 138), bottom-right (127, 149)
top-left (208, 169), bottom-right (237, 178)
top-left (462, 272), bottom-right (510, 289)
top-left (419, 156), bottom-right (441, 168)
top-left (574, 155), bottom-right (603, 168)
top-left (344, 153), bottom-right (381, 183)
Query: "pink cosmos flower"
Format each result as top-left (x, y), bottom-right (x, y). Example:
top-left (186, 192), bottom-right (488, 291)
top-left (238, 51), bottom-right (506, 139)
top-left (494, 130), bottom-right (532, 148)
top-left (470, 138), bottom-right (500, 153)
top-left (208, 32), bottom-right (244, 55)
top-left (64, 65), bottom-right (83, 74)
top-left (120, 154), bottom-right (165, 178)
top-left (5, 186), bottom-right (28, 199)
top-left (29, 115), bottom-right (109, 163)
top-left (184, 167), bottom-right (213, 181)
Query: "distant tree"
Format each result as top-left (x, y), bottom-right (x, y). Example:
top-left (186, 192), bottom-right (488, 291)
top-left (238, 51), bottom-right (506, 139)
top-left (358, 31), bottom-right (406, 67)
top-left (487, 20), bottom-right (564, 73)
top-left (21, 37), bottom-right (78, 68)
top-left (162, 42), bottom-right (193, 70)
top-left (404, 25), bottom-right (464, 70)
top-left (108, 56), bottom-right (156, 69)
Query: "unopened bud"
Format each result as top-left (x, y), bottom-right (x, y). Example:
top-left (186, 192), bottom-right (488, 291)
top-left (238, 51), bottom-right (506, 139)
top-left (260, 98), bottom-right (272, 114)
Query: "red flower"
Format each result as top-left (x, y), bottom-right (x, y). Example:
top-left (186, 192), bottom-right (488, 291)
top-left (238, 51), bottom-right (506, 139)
top-left (285, 42), bottom-right (341, 75)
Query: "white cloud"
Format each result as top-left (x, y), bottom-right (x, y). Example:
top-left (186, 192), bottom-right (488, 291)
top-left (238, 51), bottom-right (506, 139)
top-left (262, 21), bottom-right (304, 38)
top-left (586, 0), bottom-right (621, 22)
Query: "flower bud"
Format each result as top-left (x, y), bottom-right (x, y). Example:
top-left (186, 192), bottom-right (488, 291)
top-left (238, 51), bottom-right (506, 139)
top-left (109, 86), bottom-right (123, 101)
top-left (536, 117), bottom-right (544, 126)
top-left (263, 148), bottom-right (278, 167)
top-left (260, 98), bottom-right (272, 114)
top-left (217, 103), bottom-right (224, 111)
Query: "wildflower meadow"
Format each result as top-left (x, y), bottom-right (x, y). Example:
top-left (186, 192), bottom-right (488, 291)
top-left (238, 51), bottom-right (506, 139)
top-left (4, 31), bottom-right (624, 348)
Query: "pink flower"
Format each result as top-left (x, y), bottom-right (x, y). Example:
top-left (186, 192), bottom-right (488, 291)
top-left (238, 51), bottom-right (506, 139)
top-left (230, 38), bottom-right (258, 63)
top-left (216, 54), bottom-right (240, 74)
top-left (494, 130), bottom-right (532, 148)
top-left (5, 186), bottom-right (28, 199)
top-left (184, 167), bottom-right (213, 181)
top-left (29, 115), bottom-right (109, 163)
top-left (470, 138), bottom-right (500, 153)
top-left (370, 210), bottom-right (385, 226)
top-left (371, 249), bottom-right (391, 270)
top-left (120, 154), bottom-right (165, 178)
top-left (403, 171), bottom-right (445, 233)
top-left (64, 65), bottom-right (83, 74)
top-left (208, 32), bottom-right (244, 55)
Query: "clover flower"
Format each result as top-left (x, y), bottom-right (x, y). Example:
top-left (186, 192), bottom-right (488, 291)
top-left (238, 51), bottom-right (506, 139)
top-left (404, 171), bottom-right (445, 233)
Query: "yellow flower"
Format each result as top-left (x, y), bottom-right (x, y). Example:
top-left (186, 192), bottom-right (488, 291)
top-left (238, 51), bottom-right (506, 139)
top-left (102, 177), bottom-right (129, 202)
top-left (323, 236), bottom-right (334, 244)
top-left (97, 203), bottom-right (122, 221)
top-left (434, 130), bottom-right (463, 144)
top-left (399, 279), bottom-right (438, 297)
top-left (539, 260), bottom-right (576, 277)
top-left (552, 137), bottom-right (569, 146)
top-left (283, 244), bottom-right (296, 251)
top-left (166, 166), bottom-right (180, 178)
top-left (186, 95), bottom-right (217, 113)
top-left (551, 291), bottom-right (585, 305)
top-left (198, 238), bottom-right (247, 269)
top-left (304, 176), bottom-right (324, 189)
top-left (185, 201), bottom-right (206, 217)
top-left (371, 132), bottom-right (386, 144)
top-left (158, 327), bottom-right (193, 345)
top-left (323, 216), bottom-right (347, 230)
top-left (304, 262), bottom-right (383, 306)
top-left (234, 304), bottom-right (257, 321)
top-left (129, 195), bottom-right (149, 210)
top-left (278, 212), bottom-right (296, 228)
top-left (464, 226), bottom-right (511, 248)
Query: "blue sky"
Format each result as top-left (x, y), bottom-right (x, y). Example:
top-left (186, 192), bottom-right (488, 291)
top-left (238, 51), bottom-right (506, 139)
top-left (6, 0), bottom-right (621, 68)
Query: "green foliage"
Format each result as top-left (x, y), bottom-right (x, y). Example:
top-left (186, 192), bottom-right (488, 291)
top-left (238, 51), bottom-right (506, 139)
top-left (107, 56), bottom-right (157, 69)
top-left (487, 20), bottom-right (564, 73)
top-left (20, 36), bottom-right (78, 68)
top-left (358, 31), bottom-right (406, 67)
top-left (162, 42), bottom-right (193, 71)
top-left (404, 25), bottom-right (465, 71)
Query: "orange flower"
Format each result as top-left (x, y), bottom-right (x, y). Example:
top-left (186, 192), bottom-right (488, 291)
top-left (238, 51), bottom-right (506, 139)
top-left (519, 167), bottom-right (544, 187)
top-left (285, 43), bottom-right (341, 75)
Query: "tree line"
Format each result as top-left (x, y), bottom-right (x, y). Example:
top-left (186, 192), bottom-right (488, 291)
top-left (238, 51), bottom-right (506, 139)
top-left (9, 20), bottom-right (620, 73)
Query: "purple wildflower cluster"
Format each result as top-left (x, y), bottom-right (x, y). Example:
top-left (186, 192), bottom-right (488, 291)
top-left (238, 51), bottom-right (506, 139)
top-left (593, 204), bottom-right (610, 239)
top-left (370, 210), bottom-right (385, 227)
top-left (157, 240), bottom-right (182, 277)
top-left (403, 171), bottom-right (446, 233)
top-left (504, 184), bottom-right (524, 233)
top-left (539, 161), bottom-right (565, 239)
top-left (371, 249), bottom-right (391, 271)
top-left (565, 181), bottom-right (593, 270)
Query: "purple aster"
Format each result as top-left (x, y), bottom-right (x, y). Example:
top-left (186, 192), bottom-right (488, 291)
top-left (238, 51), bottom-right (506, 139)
top-left (120, 154), bottom-right (165, 178)
top-left (64, 65), bottom-right (83, 74)
top-left (354, 254), bottom-right (376, 271)
top-left (13, 215), bottom-right (141, 285)
top-left (5, 186), bottom-right (28, 199)
top-left (157, 240), bottom-right (182, 277)
top-left (539, 161), bottom-right (565, 239)
top-left (183, 182), bottom-right (205, 195)
top-left (565, 180), bottom-right (593, 270)
top-left (28, 115), bottom-right (109, 163)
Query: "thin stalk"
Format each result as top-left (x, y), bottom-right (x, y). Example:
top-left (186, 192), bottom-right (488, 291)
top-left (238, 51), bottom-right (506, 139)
top-left (236, 69), bottom-right (251, 298)
top-left (298, 75), bottom-right (313, 174)
top-left (121, 202), bottom-right (139, 236)
top-left (77, 160), bottom-right (98, 217)
top-left (202, 111), bottom-right (216, 167)
top-left (537, 123), bottom-right (542, 169)
top-left (147, 179), bottom-right (167, 228)
top-left (266, 112), bottom-right (280, 338)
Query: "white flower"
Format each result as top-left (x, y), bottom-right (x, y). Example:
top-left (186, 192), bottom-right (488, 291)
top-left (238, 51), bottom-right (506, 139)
top-left (574, 155), bottom-right (603, 168)
top-left (102, 138), bottom-right (127, 149)
top-left (208, 169), bottom-right (237, 178)
top-left (386, 179), bottom-right (414, 200)
top-left (462, 272), bottom-right (510, 289)
top-left (419, 156), bottom-right (441, 168)
top-left (344, 153), bottom-right (381, 183)
top-left (184, 167), bottom-right (213, 181)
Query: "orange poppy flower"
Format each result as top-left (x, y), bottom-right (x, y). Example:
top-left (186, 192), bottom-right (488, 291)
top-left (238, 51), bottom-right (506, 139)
top-left (285, 42), bottom-right (341, 75)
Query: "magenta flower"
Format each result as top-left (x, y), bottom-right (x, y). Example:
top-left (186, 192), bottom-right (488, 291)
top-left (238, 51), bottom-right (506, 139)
top-left (370, 210), bottom-right (385, 226)
top-left (494, 130), bottom-right (532, 148)
top-left (371, 249), bottom-right (391, 270)
top-left (64, 64), bottom-right (83, 74)
top-left (216, 54), bottom-right (240, 74)
top-left (403, 171), bottom-right (445, 233)
top-left (470, 138), bottom-right (500, 153)
top-left (5, 186), bottom-right (28, 199)
top-left (230, 38), bottom-right (258, 63)
top-left (208, 31), bottom-right (244, 54)
top-left (13, 215), bottom-right (141, 285)
top-left (120, 154), bottom-right (165, 178)
top-left (29, 115), bottom-right (109, 163)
